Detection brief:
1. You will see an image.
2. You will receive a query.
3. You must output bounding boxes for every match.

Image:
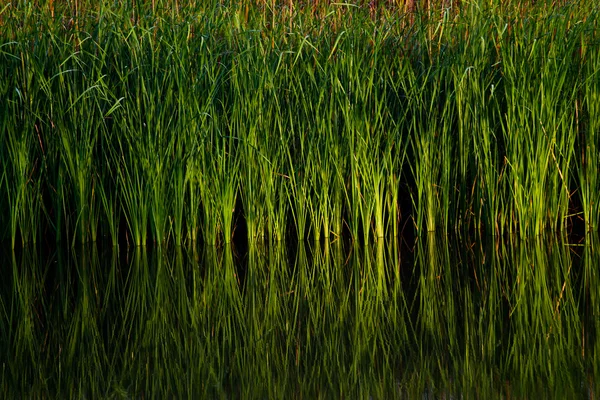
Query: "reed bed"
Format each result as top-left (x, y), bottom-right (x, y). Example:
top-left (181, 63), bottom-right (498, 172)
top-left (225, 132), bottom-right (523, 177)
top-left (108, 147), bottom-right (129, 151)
top-left (1, 0), bottom-right (599, 247)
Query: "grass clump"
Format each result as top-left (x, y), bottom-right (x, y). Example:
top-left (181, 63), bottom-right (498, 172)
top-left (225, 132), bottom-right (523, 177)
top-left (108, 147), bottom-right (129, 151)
top-left (1, 0), bottom-right (599, 247)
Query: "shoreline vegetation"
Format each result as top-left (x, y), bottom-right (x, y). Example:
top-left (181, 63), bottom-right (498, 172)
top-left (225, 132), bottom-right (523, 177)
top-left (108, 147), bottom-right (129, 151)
top-left (1, 0), bottom-right (599, 247)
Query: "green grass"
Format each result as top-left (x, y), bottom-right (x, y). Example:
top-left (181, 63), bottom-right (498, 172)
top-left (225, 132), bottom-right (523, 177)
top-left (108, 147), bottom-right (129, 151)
top-left (579, 23), bottom-right (600, 232)
top-left (498, 7), bottom-right (581, 237)
top-left (2, 41), bottom-right (45, 248)
top-left (1, 0), bottom-right (599, 247)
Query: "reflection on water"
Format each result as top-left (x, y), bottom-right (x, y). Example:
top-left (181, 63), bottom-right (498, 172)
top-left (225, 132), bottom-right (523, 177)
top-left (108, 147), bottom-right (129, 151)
top-left (1, 235), bottom-right (599, 398)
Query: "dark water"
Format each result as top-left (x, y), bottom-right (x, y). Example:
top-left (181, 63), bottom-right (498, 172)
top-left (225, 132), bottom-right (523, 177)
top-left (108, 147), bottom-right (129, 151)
top-left (1, 235), bottom-right (599, 398)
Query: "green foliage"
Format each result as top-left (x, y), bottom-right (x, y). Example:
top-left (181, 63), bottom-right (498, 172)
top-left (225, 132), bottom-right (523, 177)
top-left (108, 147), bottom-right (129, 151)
top-left (0, 0), bottom-right (599, 247)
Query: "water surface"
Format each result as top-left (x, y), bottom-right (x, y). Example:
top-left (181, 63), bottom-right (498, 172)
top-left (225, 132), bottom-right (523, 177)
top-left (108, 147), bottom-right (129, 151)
top-left (1, 235), bottom-right (598, 398)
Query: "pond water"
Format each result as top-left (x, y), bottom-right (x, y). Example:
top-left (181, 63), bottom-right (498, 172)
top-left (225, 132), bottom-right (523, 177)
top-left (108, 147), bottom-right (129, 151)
top-left (1, 235), bottom-right (599, 398)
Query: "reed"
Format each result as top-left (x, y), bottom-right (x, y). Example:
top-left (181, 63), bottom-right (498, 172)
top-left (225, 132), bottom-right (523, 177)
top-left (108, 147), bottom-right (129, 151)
top-left (498, 5), bottom-right (580, 237)
top-left (232, 51), bottom-right (270, 242)
top-left (51, 43), bottom-right (107, 244)
top-left (403, 61), bottom-right (455, 234)
top-left (452, 1), bottom-right (503, 235)
top-left (285, 38), bottom-right (347, 241)
top-left (2, 41), bottom-right (44, 248)
top-left (181, 31), bottom-right (229, 244)
top-left (579, 10), bottom-right (600, 232)
top-left (282, 120), bottom-right (311, 240)
top-left (1, 0), bottom-right (599, 247)
top-left (206, 134), bottom-right (240, 245)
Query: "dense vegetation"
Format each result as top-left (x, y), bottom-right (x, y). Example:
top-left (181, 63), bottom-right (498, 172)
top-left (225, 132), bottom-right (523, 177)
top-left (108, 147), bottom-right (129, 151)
top-left (1, 0), bottom-right (599, 247)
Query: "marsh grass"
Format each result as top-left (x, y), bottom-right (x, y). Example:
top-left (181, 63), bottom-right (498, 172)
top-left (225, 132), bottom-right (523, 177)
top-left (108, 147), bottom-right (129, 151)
top-left (499, 7), bottom-right (581, 237)
top-left (579, 16), bottom-right (600, 232)
top-left (2, 42), bottom-right (44, 248)
top-left (51, 44), bottom-right (108, 244)
top-left (452, 18), bottom-right (503, 235)
top-left (200, 133), bottom-right (240, 245)
top-left (1, 0), bottom-right (600, 247)
top-left (404, 63), bottom-right (455, 234)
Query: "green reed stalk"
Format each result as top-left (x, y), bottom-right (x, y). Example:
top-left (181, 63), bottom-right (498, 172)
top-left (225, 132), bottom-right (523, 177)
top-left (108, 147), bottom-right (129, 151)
top-left (96, 168), bottom-right (119, 246)
top-left (96, 76), bottom-right (124, 245)
top-left (144, 61), bottom-right (177, 245)
top-left (343, 33), bottom-right (388, 243)
top-left (314, 68), bottom-right (346, 241)
top-left (231, 74), bottom-right (260, 243)
top-left (404, 62), bottom-right (454, 234)
top-left (5, 120), bottom-right (42, 249)
top-left (256, 72), bottom-right (289, 242)
top-left (579, 15), bottom-right (600, 231)
top-left (306, 153), bottom-right (326, 241)
top-left (168, 34), bottom-right (189, 247)
top-left (114, 138), bottom-right (149, 247)
top-left (383, 64), bottom-right (409, 239)
top-left (344, 104), bottom-right (361, 242)
top-left (283, 120), bottom-right (310, 240)
top-left (0, 43), bottom-right (9, 242)
top-left (161, 15), bottom-right (230, 246)
top-left (186, 120), bottom-right (239, 246)
top-left (171, 146), bottom-right (185, 246)
top-left (3, 44), bottom-right (44, 248)
top-left (114, 25), bottom-right (182, 245)
top-left (322, 64), bottom-right (347, 241)
top-left (289, 39), bottom-right (333, 241)
top-left (186, 78), bottom-right (228, 243)
top-left (184, 148), bottom-right (206, 244)
top-left (499, 7), bottom-right (579, 237)
top-left (280, 58), bottom-right (314, 241)
top-left (183, 147), bottom-right (202, 245)
top-left (52, 47), bottom-right (107, 244)
top-left (263, 152), bottom-right (289, 242)
top-left (216, 137), bottom-right (240, 245)
top-left (384, 151), bottom-right (402, 239)
top-left (231, 38), bottom-right (277, 243)
top-left (452, 3), bottom-right (503, 236)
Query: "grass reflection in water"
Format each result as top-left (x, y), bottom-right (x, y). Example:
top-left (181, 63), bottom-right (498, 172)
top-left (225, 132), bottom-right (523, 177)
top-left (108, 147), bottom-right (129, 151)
top-left (1, 235), bottom-right (598, 398)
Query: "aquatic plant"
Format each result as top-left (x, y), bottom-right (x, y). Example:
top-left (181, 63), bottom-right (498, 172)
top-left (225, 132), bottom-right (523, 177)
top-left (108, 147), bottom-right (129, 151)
top-left (0, 0), bottom-right (599, 247)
